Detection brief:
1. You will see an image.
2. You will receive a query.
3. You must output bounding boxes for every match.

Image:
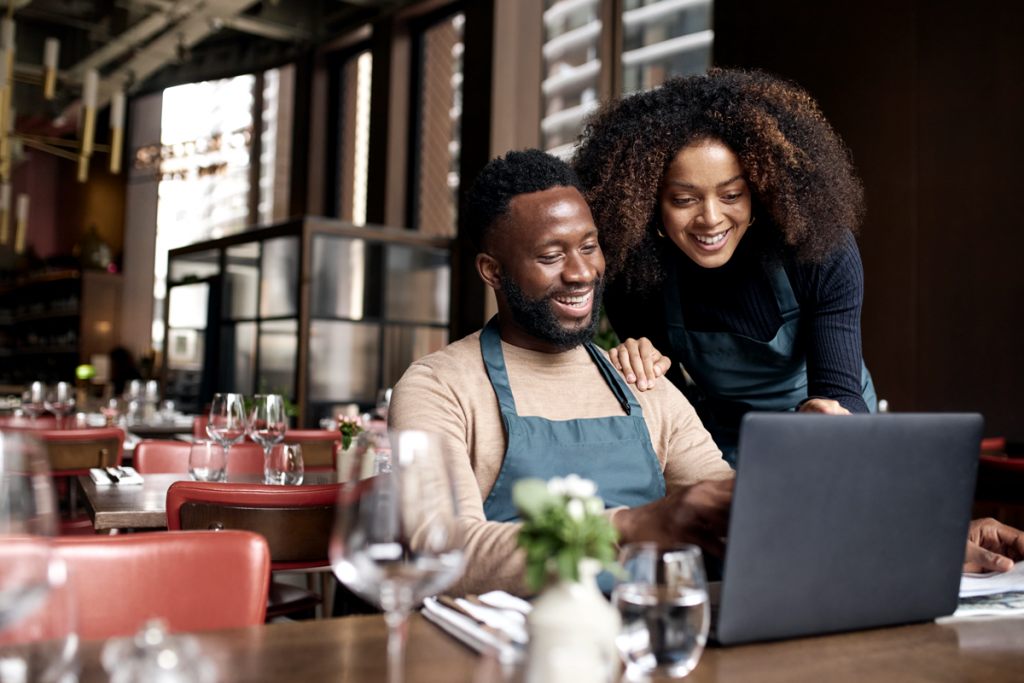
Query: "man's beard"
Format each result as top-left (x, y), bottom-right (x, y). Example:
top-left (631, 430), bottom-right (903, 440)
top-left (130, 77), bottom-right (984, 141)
top-left (499, 273), bottom-right (605, 351)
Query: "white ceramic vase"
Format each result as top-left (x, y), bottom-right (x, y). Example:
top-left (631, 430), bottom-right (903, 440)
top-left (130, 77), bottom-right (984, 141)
top-left (526, 558), bottom-right (621, 683)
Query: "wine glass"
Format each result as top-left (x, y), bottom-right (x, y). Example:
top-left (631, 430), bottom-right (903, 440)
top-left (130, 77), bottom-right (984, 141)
top-left (20, 382), bottom-right (46, 421)
top-left (375, 388), bottom-right (393, 420)
top-left (330, 430), bottom-right (464, 683)
top-left (207, 393), bottom-right (247, 465)
top-left (0, 555), bottom-right (80, 683)
top-left (247, 395), bottom-right (287, 484)
top-left (44, 382), bottom-right (76, 427)
top-left (612, 543), bottom-right (710, 680)
top-left (0, 429), bottom-right (58, 637)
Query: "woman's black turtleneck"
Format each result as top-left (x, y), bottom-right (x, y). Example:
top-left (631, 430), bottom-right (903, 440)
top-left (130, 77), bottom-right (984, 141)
top-left (602, 230), bottom-right (869, 413)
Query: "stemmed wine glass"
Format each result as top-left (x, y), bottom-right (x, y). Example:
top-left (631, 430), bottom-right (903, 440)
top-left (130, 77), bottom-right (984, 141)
top-left (44, 382), bottom-right (76, 428)
top-left (248, 395), bottom-right (287, 484)
top-left (0, 429), bottom-right (78, 683)
top-left (330, 430), bottom-right (465, 683)
top-left (20, 382), bottom-right (46, 421)
top-left (206, 393), bottom-right (247, 468)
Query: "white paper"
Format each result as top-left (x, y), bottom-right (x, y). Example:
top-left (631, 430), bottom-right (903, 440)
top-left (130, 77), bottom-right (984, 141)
top-left (960, 562), bottom-right (1024, 597)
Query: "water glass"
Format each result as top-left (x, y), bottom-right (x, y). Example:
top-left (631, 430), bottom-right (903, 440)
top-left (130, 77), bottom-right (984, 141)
top-left (265, 444), bottom-right (303, 485)
top-left (375, 388), bottom-right (392, 419)
top-left (613, 543), bottom-right (710, 679)
top-left (188, 441), bottom-right (227, 482)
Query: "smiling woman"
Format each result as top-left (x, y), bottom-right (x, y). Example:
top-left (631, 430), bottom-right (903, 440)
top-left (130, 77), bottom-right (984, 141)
top-left (572, 69), bottom-right (876, 465)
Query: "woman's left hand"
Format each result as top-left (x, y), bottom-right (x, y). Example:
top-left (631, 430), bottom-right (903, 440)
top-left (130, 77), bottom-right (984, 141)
top-left (797, 398), bottom-right (851, 415)
top-left (964, 518), bottom-right (1024, 573)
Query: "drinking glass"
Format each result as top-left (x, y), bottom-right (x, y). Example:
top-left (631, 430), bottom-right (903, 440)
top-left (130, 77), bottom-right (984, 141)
top-left (375, 388), bottom-right (393, 420)
top-left (330, 430), bottom-right (465, 683)
top-left (613, 543), bottom-right (710, 679)
top-left (0, 555), bottom-right (80, 683)
top-left (265, 444), bottom-right (303, 485)
top-left (188, 441), bottom-right (227, 482)
top-left (44, 382), bottom-right (76, 427)
top-left (207, 393), bottom-right (247, 464)
top-left (248, 395), bottom-right (287, 483)
top-left (0, 429), bottom-right (58, 637)
top-left (20, 382), bottom-right (46, 421)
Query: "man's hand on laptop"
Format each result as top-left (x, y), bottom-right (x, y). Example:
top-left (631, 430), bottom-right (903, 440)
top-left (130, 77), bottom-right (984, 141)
top-left (964, 517), bottom-right (1024, 573)
top-left (614, 479), bottom-right (734, 558)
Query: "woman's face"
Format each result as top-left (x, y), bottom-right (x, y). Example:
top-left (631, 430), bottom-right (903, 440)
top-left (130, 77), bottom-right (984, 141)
top-left (659, 139), bottom-right (752, 269)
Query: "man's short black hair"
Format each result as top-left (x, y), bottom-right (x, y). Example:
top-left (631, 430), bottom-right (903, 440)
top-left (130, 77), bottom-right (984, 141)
top-left (464, 149), bottom-right (584, 253)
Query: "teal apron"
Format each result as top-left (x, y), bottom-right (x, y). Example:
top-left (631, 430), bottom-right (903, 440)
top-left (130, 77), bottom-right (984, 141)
top-left (479, 316), bottom-right (666, 523)
top-left (664, 254), bottom-right (876, 467)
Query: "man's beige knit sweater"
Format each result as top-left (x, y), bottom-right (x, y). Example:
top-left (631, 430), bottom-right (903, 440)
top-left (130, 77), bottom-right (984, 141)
top-left (389, 330), bottom-right (734, 597)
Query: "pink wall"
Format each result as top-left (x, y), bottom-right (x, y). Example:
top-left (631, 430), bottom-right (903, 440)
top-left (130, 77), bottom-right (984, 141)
top-left (11, 150), bottom-right (62, 259)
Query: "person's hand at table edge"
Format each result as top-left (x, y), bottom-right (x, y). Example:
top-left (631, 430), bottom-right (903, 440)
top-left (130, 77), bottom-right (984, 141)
top-left (964, 517), bottom-right (1024, 573)
top-left (797, 398), bottom-right (851, 415)
top-left (613, 479), bottom-right (733, 557)
top-left (610, 337), bottom-right (673, 392)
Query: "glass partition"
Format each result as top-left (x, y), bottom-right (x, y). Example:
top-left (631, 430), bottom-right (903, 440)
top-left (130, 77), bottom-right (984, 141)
top-left (165, 219), bottom-right (453, 425)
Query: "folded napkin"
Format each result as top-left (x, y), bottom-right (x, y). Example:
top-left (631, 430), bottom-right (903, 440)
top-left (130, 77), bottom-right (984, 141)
top-left (422, 591), bottom-right (531, 664)
top-left (89, 467), bottom-right (145, 486)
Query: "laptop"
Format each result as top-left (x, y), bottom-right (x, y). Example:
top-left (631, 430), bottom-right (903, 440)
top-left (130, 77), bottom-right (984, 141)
top-left (715, 413), bottom-right (983, 646)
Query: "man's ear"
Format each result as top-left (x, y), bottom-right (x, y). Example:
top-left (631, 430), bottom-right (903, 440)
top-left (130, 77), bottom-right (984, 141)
top-left (476, 253), bottom-right (502, 290)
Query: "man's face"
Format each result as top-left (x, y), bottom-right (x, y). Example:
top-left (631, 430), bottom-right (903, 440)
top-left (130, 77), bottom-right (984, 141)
top-left (492, 186), bottom-right (605, 350)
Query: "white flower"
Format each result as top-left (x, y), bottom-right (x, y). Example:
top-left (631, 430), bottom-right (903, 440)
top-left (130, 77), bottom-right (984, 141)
top-left (563, 474), bottom-right (597, 499)
top-left (584, 496), bottom-right (604, 516)
top-left (566, 498), bottom-right (585, 522)
top-left (546, 476), bottom-right (567, 496)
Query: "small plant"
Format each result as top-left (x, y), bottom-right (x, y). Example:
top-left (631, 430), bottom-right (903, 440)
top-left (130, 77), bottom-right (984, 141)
top-left (337, 415), bottom-right (365, 450)
top-left (513, 475), bottom-right (620, 592)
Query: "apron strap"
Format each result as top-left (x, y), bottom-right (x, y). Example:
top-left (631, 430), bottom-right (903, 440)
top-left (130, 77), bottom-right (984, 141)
top-left (480, 316), bottom-right (519, 416)
top-left (767, 265), bottom-right (801, 323)
top-left (584, 343), bottom-right (642, 417)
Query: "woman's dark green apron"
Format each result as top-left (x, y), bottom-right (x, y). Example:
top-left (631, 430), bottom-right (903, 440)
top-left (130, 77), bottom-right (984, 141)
top-left (664, 254), bottom-right (877, 467)
top-left (479, 316), bottom-right (666, 523)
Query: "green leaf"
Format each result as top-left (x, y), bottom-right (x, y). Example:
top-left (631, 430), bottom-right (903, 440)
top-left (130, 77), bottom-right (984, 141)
top-left (341, 434), bottom-right (352, 450)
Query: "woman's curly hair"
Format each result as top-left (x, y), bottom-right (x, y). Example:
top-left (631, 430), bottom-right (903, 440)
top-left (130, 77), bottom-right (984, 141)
top-left (572, 68), bottom-right (865, 292)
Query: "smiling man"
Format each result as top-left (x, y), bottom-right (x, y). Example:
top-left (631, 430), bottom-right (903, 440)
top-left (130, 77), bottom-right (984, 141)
top-left (389, 149), bottom-right (735, 597)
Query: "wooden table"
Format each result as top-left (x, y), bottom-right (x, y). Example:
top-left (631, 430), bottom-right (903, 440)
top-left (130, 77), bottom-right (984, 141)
top-left (77, 472), bottom-right (337, 531)
top-left (71, 613), bottom-right (1024, 683)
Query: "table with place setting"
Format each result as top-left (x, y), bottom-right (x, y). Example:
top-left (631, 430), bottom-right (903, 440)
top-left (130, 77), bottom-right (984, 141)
top-left (77, 471), bottom-right (338, 531)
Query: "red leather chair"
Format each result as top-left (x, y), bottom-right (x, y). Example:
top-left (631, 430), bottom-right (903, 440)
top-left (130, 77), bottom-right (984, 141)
top-left (0, 531), bottom-right (270, 642)
top-left (166, 480), bottom-right (342, 619)
top-left (0, 415), bottom-right (59, 429)
top-left (35, 427), bottom-right (126, 535)
top-left (134, 440), bottom-right (264, 475)
top-left (280, 430), bottom-right (339, 472)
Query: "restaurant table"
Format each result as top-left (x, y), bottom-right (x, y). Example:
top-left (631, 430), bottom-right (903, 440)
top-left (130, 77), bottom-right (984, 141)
top-left (71, 612), bottom-right (1024, 683)
top-left (77, 472), bottom-right (337, 531)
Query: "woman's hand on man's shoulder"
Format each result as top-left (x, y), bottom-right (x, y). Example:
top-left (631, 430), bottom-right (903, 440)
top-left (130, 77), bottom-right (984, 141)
top-left (610, 337), bottom-right (673, 391)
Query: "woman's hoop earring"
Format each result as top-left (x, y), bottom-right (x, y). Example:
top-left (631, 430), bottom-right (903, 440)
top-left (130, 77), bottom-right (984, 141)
top-left (748, 216), bottom-right (757, 228)
top-left (657, 228), bottom-right (667, 238)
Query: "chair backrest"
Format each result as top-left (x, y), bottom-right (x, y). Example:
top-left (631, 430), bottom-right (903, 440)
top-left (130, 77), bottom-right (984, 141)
top-left (133, 440), bottom-right (264, 474)
top-left (976, 453), bottom-right (1024, 506)
top-left (0, 416), bottom-right (59, 429)
top-left (35, 427), bottom-right (125, 475)
top-left (281, 430), bottom-right (338, 470)
top-left (166, 481), bottom-right (342, 570)
top-left (1, 531), bottom-right (270, 642)
top-left (192, 415), bottom-right (208, 440)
